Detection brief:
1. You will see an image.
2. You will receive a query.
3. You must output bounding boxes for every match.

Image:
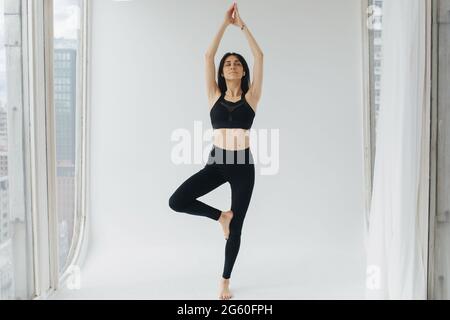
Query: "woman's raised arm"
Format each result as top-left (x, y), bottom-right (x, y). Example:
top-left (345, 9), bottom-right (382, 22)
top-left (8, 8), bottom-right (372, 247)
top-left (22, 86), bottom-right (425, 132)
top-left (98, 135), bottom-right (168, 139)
top-left (232, 4), bottom-right (263, 101)
top-left (205, 4), bottom-right (235, 101)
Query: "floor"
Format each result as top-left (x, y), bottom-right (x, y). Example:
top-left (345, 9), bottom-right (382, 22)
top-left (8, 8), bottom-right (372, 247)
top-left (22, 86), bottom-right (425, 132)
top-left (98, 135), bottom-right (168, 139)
top-left (49, 242), bottom-right (365, 300)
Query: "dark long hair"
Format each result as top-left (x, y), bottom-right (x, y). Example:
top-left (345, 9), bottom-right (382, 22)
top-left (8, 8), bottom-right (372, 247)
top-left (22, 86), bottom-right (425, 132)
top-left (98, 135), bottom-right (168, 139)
top-left (217, 52), bottom-right (251, 95)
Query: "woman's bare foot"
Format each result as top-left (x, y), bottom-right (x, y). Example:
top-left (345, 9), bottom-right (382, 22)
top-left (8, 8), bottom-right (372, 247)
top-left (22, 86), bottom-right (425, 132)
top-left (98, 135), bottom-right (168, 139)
top-left (219, 278), bottom-right (233, 300)
top-left (219, 210), bottom-right (234, 240)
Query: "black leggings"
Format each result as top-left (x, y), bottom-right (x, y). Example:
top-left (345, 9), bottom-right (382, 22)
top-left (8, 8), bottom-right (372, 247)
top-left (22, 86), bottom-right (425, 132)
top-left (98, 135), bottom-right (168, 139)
top-left (168, 145), bottom-right (255, 279)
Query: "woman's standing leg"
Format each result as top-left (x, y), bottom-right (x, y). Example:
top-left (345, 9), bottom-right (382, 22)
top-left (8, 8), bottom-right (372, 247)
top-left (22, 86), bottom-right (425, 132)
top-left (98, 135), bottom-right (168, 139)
top-left (222, 164), bottom-right (255, 279)
top-left (168, 165), bottom-right (227, 221)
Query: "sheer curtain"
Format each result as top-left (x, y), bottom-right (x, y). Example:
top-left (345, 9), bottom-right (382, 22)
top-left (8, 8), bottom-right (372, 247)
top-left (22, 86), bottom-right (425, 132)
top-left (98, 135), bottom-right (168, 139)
top-left (365, 0), bottom-right (431, 299)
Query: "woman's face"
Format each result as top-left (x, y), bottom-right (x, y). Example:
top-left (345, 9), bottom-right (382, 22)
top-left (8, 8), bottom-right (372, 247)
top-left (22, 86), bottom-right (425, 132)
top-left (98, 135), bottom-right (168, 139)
top-left (222, 56), bottom-right (244, 80)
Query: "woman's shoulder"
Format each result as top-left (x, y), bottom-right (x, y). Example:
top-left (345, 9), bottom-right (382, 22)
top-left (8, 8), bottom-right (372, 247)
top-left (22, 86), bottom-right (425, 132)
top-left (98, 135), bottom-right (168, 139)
top-left (244, 90), bottom-right (258, 113)
top-left (209, 89), bottom-right (223, 111)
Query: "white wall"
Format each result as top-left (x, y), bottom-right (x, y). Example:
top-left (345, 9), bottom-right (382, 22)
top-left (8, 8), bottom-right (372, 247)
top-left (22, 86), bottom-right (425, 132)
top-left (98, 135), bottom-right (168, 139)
top-left (80, 0), bottom-right (366, 299)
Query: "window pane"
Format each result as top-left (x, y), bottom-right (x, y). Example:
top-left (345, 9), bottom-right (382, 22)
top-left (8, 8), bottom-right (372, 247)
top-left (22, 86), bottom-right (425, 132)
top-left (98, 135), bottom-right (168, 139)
top-left (53, 0), bottom-right (81, 274)
top-left (368, 0), bottom-right (384, 180)
top-left (0, 0), bottom-right (34, 299)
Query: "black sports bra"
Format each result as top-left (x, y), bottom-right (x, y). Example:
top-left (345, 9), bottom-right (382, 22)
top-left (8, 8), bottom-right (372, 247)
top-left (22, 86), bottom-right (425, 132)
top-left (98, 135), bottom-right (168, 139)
top-left (210, 92), bottom-right (255, 130)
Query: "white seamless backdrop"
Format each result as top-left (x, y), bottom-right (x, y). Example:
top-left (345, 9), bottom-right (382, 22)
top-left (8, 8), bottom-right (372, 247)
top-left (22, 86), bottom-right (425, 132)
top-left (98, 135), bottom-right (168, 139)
top-left (57, 0), bottom-right (367, 299)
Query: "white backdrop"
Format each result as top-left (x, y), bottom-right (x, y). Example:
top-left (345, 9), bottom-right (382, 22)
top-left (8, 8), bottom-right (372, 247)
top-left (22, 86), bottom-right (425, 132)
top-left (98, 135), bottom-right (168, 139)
top-left (59, 0), bottom-right (367, 299)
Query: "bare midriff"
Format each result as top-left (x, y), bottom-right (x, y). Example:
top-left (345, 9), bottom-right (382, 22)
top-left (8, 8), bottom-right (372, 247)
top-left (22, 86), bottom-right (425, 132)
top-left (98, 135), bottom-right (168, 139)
top-left (213, 129), bottom-right (250, 151)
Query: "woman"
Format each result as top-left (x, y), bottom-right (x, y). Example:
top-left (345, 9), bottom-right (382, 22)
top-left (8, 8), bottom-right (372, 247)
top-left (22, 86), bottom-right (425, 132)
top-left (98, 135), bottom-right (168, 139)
top-left (168, 2), bottom-right (263, 300)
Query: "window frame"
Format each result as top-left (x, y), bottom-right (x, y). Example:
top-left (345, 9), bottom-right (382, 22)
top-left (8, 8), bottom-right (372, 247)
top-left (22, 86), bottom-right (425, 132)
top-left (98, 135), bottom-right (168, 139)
top-left (57, 0), bottom-right (90, 288)
top-left (24, 0), bottom-right (89, 299)
top-left (428, 0), bottom-right (440, 300)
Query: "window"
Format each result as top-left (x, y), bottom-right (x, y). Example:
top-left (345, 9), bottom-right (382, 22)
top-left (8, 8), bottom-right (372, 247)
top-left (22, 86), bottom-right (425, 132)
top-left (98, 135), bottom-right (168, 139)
top-left (368, 0), bottom-right (384, 179)
top-left (0, 0), bottom-right (88, 299)
top-left (362, 0), bottom-right (384, 231)
top-left (53, 0), bottom-right (83, 275)
top-left (429, 0), bottom-right (450, 300)
top-left (0, 0), bottom-right (34, 299)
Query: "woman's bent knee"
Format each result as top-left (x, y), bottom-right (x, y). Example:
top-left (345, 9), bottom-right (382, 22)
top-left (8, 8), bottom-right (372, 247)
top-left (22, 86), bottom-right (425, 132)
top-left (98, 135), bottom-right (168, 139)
top-left (168, 194), bottom-right (184, 212)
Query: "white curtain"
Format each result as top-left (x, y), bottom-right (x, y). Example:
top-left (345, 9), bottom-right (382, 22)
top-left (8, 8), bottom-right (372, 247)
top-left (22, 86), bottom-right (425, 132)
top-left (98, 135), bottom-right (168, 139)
top-left (365, 0), bottom-right (431, 299)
